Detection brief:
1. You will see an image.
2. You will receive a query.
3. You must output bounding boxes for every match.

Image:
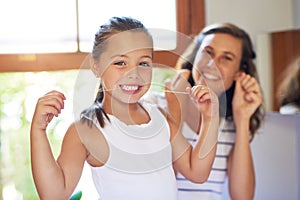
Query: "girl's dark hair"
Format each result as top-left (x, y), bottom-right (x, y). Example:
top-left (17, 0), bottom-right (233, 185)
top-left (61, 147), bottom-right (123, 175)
top-left (177, 23), bottom-right (265, 139)
top-left (80, 16), bottom-right (152, 128)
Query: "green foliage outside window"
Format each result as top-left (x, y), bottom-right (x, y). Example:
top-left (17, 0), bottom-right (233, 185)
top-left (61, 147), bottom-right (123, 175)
top-left (0, 70), bottom-right (78, 199)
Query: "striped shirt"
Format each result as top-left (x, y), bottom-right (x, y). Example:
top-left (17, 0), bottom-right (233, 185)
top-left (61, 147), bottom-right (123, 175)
top-left (177, 120), bottom-right (236, 200)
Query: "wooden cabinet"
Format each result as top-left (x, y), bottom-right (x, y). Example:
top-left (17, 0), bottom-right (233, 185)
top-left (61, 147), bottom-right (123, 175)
top-left (271, 29), bottom-right (300, 111)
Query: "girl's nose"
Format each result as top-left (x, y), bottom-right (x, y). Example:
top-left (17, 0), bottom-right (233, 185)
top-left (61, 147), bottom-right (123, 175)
top-left (128, 73), bottom-right (139, 79)
top-left (127, 68), bottom-right (139, 79)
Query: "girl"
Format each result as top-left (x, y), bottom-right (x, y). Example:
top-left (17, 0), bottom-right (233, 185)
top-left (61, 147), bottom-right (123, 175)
top-left (169, 23), bottom-right (265, 200)
top-left (30, 17), bottom-right (219, 199)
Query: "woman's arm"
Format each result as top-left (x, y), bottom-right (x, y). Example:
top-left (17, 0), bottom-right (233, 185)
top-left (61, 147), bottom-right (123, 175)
top-left (227, 119), bottom-right (255, 200)
top-left (227, 72), bottom-right (263, 200)
top-left (30, 91), bottom-right (87, 199)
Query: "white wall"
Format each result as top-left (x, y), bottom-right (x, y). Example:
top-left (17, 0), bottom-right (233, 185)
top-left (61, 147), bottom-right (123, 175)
top-left (205, 0), bottom-right (298, 111)
top-left (221, 113), bottom-right (300, 200)
top-left (250, 113), bottom-right (300, 200)
top-left (205, 0), bottom-right (294, 40)
top-left (292, 0), bottom-right (300, 28)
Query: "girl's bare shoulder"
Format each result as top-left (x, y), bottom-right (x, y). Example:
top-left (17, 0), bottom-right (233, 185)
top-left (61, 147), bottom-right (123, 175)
top-left (71, 121), bottom-right (109, 166)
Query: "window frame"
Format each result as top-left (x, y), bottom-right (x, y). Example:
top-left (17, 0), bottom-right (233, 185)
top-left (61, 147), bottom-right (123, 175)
top-left (0, 0), bottom-right (205, 72)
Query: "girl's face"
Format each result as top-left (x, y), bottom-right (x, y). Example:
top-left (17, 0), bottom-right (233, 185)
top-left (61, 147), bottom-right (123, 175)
top-left (192, 33), bottom-right (242, 95)
top-left (95, 31), bottom-right (153, 104)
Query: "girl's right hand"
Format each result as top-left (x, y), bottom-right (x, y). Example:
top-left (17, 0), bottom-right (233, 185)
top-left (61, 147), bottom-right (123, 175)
top-left (31, 90), bottom-right (66, 131)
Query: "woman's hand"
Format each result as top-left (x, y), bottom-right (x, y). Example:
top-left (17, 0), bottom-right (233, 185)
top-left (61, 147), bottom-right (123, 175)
top-left (165, 70), bottom-right (190, 124)
top-left (31, 90), bottom-right (66, 131)
top-left (232, 72), bottom-right (263, 122)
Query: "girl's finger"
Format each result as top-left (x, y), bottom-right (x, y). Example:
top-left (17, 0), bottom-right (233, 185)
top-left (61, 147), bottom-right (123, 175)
top-left (39, 98), bottom-right (64, 114)
top-left (40, 93), bottom-right (65, 111)
top-left (198, 93), bottom-right (211, 103)
top-left (45, 90), bottom-right (66, 99)
top-left (190, 85), bottom-right (210, 101)
top-left (43, 106), bottom-right (60, 117)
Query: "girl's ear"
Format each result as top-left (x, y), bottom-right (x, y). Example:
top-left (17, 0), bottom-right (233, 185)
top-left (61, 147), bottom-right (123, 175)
top-left (91, 61), bottom-right (100, 78)
top-left (92, 63), bottom-right (100, 78)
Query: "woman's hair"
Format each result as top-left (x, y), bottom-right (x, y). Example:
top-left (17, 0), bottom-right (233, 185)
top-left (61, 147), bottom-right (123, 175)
top-left (277, 57), bottom-right (300, 108)
top-left (81, 16), bottom-right (152, 128)
top-left (176, 23), bottom-right (265, 139)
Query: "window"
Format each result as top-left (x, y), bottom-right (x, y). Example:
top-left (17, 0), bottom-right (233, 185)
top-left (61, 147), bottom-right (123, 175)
top-left (78, 0), bottom-right (177, 52)
top-left (0, 0), bottom-right (205, 72)
top-left (0, 0), bottom-right (176, 54)
top-left (0, 0), bottom-right (77, 54)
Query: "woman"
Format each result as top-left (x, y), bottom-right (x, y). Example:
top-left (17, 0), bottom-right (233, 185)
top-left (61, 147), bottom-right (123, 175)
top-left (172, 23), bottom-right (265, 200)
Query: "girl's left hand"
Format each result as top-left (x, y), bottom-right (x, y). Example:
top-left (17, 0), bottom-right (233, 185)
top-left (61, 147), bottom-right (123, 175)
top-left (187, 85), bottom-right (219, 119)
top-left (232, 72), bottom-right (263, 122)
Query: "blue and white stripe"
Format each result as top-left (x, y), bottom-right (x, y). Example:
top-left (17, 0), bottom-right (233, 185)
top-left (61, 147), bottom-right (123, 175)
top-left (177, 119), bottom-right (236, 200)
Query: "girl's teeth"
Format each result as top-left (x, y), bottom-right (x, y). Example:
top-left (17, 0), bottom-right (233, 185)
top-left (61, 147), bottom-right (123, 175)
top-left (121, 85), bottom-right (139, 91)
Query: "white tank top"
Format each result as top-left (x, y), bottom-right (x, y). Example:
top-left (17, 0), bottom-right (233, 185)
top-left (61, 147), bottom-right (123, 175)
top-left (87, 103), bottom-right (177, 200)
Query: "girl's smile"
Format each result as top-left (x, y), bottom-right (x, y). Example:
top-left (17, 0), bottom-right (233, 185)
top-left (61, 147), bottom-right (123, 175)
top-left (119, 84), bottom-right (143, 95)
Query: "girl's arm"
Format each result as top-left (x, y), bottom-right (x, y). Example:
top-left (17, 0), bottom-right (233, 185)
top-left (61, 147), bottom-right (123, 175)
top-left (227, 72), bottom-right (263, 200)
top-left (30, 90), bottom-right (87, 199)
top-left (166, 80), bottom-right (219, 183)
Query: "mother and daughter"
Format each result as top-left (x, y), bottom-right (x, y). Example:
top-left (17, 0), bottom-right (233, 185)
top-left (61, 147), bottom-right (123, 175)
top-left (30, 16), bottom-right (264, 200)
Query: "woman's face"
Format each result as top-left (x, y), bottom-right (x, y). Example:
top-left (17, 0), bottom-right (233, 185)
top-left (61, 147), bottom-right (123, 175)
top-left (94, 31), bottom-right (153, 104)
top-left (192, 33), bottom-right (242, 95)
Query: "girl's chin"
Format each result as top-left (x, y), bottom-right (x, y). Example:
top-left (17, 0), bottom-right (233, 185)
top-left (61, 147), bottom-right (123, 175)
top-left (122, 98), bottom-right (142, 104)
top-left (119, 94), bottom-right (146, 104)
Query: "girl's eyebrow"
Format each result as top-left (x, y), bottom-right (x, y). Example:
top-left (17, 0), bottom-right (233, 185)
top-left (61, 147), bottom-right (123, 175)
top-left (141, 55), bottom-right (153, 60)
top-left (110, 54), bottom-right (127, 59)
top-left (110, 54), bottom-right (153, 60)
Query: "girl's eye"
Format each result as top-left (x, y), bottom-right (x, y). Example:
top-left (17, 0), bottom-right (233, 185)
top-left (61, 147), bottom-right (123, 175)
top-left (139, 62), bottom-right (151, 67)
top-left (114, 61), bottom-right (126, 66)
